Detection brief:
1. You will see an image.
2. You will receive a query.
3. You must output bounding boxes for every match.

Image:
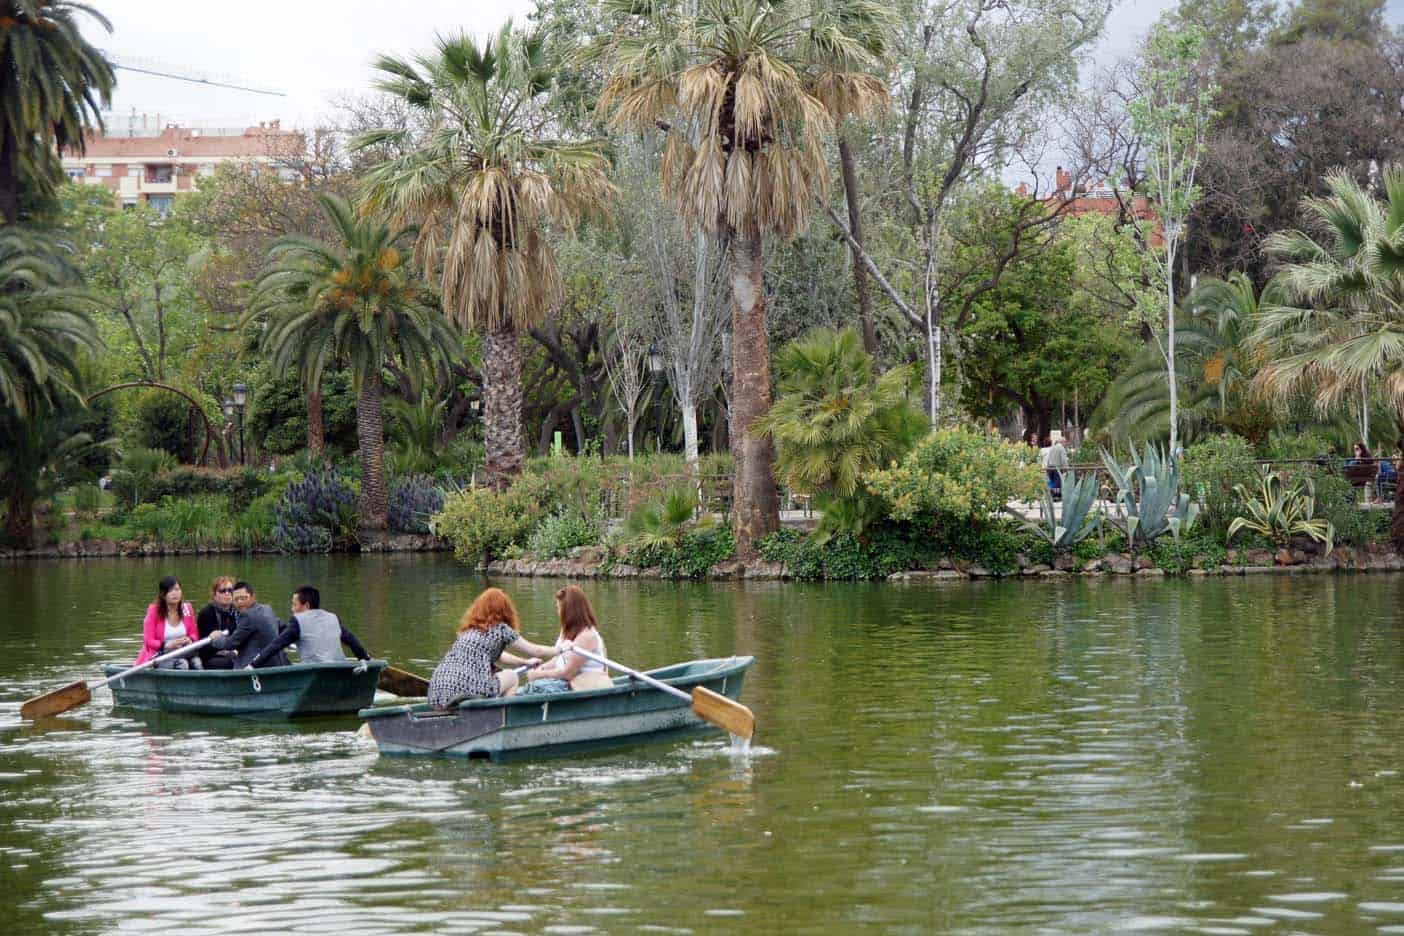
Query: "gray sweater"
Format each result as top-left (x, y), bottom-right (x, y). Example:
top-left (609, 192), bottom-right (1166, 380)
top-left (211, 602), bottom-right (289, 668)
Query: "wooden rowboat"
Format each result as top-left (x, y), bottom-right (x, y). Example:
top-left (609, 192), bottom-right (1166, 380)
top-left (100, 660), bottom-right (387, 718)
top-left (359, 656), bottom-right (754, 760)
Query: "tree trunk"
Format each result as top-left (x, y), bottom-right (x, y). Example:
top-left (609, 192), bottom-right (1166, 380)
top-left (682, 402), bottom-right (700, 468)
top-left (0, 130), bottom-right (18, 225)
top-left (4, 485), bottom-right (35, 548)
top-left (482, 324), bottom-right (526, 489)
top-left (838, 135), bottom-right (878, 357)
top-left (1166, 245), bottom-right (1179, 456)
top-left (306, 385), bottom-right (325, 457)
top-left (728, 234), bottom-right (780, 558)
top-left (1393, 445), bottom-right (1404, 551)
top-left (357, 368), bottom-right (388, 530)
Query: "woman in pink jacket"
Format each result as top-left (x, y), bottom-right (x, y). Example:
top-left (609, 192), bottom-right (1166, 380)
top-left (136, 576), bottom-right (201, 668)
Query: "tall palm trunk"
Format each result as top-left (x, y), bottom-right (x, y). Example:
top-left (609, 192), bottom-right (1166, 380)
top-left (728, 234), bottom-right (780, 558)
top-left (838, 135), bottom-right (878, 356)
top-left (0, 132), bottom-right (18, 226)
top-left (1392, 447), bottom-right (1404, 551)
top-left (4, 487), bottom-right (35, 548)
top-left (482, 324), bottom-right (525, 490)
top-left (306, 385), bottom-right (325, 457)
top-left (357, 368), bottom-right (388, 530)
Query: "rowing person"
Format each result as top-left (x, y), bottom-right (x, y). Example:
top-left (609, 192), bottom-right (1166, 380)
top-left (517, 585), bottom-right (612, 695)
top-left (244, 585), bottom-right (370, 671)
top-left (426, 588), bottom-right (559, 709)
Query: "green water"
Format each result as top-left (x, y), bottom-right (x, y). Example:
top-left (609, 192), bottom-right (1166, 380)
top-left (2, 557), bottom-right (1404, 934)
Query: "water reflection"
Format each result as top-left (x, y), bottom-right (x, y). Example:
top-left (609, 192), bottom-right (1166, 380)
top-left (2, 560), bottom-right (1404, 932)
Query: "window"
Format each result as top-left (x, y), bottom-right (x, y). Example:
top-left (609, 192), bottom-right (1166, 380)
top-left (146, 195), bottom-right (174, 217)
top-left (128, 165), bottom-right (143, 177)
top-left (95, 165), bottom-right (112, 177)
top-left (146, 164), bottom-right (173, 183)
top-left (65, 169), bottom-right (86, 181)
top-left (198, 163), bottom-right (215, 177)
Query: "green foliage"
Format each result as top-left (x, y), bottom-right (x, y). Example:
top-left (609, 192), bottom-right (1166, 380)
top-left (109, 447), bottom-right (177, 508)
top-left (1228, 466), bottom-right (1335, 551)
top-left (1021, 469), bottom-right (1101, 550)
top-left (623, 484), bottom-right (710, 550)
top-left (1150, 530), bottom-right (1228, 575)
top-left (1101, 443), bottom-right (1200, 547)
top-left (629, 525), bottom-right (735, 580)
top-left (1181, 434), bottom-right (1257, 534)
top-left (127, 389), bottom-right (196, 461)
top-left (433, 473), bottom-right (555, 563)
top-left (757, 327), bottom-right (926, 537)
top-left (1257, 430), bottom-right (1332, 463)
top-left (1309, 470), bottom-right (1375, 547)
top-left (234, 491), bottom-right (280, 551)
top-left (245, 367), bottom-right (358, 456)
top-left (866, 427), bottom-right (1043, 526)
top-left (271, 467), bottom-right (360, 554)
top-left (757, 523), bottom-right (939, 581)
top-left (524, 506), bottom-right (604, 559)
top-left (143, 465), bottom-right (273, 513)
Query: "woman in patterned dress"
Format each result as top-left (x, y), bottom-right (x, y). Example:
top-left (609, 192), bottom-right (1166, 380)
top-left (427, 588), bottom-right (558, 709)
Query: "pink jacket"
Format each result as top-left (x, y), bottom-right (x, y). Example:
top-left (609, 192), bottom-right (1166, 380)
top-left (136, 602), bottom-right (198, 665)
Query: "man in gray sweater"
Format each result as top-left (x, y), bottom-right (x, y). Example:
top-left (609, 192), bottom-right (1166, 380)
top-left (246, 585), bottom-right (370, 670)
top-left (211, 582), bottom-right (290, 669)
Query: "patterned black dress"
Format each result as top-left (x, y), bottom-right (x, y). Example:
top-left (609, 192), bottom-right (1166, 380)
top-left (427, 622), bottom-right (518, 709)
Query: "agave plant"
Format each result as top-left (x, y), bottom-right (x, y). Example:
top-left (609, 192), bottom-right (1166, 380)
top-left (623, 484), bottom-right (712, 551)
top-left (1101, 443), bottom-right (1199, 547)
top-left (1227, 467), bottom-right (1334, 553)
top-left (1020, 469), bottom-right (1101, 550)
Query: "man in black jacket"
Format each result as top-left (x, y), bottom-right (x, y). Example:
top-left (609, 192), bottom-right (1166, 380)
top-left (210, 581), bottom-right (289, 669)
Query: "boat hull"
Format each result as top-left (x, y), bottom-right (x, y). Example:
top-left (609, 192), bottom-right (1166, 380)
top-left (101, 660), bottom-right (387, 718)
top-left (359, 656), bottom-right (753, 760)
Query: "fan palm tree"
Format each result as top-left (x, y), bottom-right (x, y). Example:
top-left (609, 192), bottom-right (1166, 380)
top-left (0, 227), bottom-right (99, 417)
top-left (249, 194), bottom-right (460, 530)
top-left (1250, 166), bottom-right (1404, 544)
top-left (355, 24), bottom-right (614, 489)
top-left (756, 327), bottom-right (925, 537)
top-left (0, 1), bottom-right (115, 223)
top-left (594, 0), bottom-right (891, 556)
top-left (1099, 272), bottom-right (1278, 444)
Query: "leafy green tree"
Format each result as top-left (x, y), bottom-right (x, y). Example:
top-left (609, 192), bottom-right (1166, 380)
top-left (1250, 166), bottom-right (1404, 545)
top-left (757, 327), bottom-right (926, 538)
top-left (250, 194), bottom-right (460, 529)
top-left (1129, 23), bottom-right (1218, 455)
top-left (866, 426), bottom-right (1044, 528)
top-left (356, 24), bottom-right (614, 489)
top-left (596, 0), bottom-right (891, 556)
top-left (0, 1), bottom-right (114, 224)
top-left (0, 397), bottom-right (103, 545)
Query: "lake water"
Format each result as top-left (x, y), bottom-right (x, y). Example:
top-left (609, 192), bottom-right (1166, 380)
top-left (2, 556), bottom-right (1404, 934)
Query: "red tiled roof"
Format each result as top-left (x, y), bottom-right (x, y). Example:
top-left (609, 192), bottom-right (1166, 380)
top-left (68, 125), bottom-right (304, 159)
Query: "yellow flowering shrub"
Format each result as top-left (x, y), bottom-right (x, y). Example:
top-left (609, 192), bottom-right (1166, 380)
top-left (865, 427), bottom-right (1043, 525)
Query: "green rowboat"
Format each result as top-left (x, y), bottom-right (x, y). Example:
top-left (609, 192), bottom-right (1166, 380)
top-left (101, 660), bottom-right (387, 718)
top-left (359, 655), bottom-right (754, 760)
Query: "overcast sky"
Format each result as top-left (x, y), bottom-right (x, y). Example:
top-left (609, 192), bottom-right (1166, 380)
top-left (88, 0), bottom-right (1201, 132)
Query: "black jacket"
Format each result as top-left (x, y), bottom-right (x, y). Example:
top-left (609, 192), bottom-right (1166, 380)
top-left (211, 602), bottom-right (289, 668)
top-left (195, 603), bottom-right (237, 665)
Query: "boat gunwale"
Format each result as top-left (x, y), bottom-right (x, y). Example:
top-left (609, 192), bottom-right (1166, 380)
top-left (101, 659), bottom-right (389, 680)
top-left (359, 655), bottom-right (753, 721)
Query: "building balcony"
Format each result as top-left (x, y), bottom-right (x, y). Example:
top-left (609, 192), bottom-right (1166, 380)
top-left (140, 179), bottom-right (178, 194)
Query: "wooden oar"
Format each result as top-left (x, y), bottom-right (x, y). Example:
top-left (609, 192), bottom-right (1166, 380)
top-left (378, 665), bottom-right (430, 697)
top-left (20, 636), bottom-right (214, 720)
top-left (569, 645), bottom-right (755, 740)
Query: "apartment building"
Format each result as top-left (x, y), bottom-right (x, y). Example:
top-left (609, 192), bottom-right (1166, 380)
top-left (61, 119), bottom-right (306, 215)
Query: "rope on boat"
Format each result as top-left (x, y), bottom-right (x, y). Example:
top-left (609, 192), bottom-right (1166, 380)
top-left (250, 673), bottom-right (261, 693)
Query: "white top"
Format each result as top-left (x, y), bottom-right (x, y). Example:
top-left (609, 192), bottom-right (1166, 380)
top-left (556, 630), bottom-right (606, 675)
top-left (163, 614), bottom-right (186, 644)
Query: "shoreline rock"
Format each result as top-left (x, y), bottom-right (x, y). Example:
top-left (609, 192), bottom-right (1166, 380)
top-left (0, 532), bottom-right (449, 561)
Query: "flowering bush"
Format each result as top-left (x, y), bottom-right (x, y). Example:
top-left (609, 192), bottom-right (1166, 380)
top-left (272, 467), bottom-right (358, 553)
top-left (388, 475), bottom-right (445, 534)
top-left (432, 473), bottom-right (554, 563)
top-left (865, 427), bottom-right (1042, 526)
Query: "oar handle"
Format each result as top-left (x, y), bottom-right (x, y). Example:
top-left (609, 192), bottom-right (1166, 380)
top-left (568, 645), bottom-right (691, 703)
top-left (96, 636), bottom-right (215, 689)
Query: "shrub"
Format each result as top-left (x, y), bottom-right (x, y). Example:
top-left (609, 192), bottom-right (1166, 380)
top-left (388, 475), bottom-right (446, 534)
top-left (145, 466), bottom-right (272, 512)
top-left (1150, 530), bottom-right (1228, 575)
top-left (1181, 434), bottom-right (1257, 535)
top-left (866, 427), bottom-right (1043, 526)
top-left (525, 506), bottom-right (603, 559)
top-left (432, 473), bottom-right (554, 563)
top-left (70, 483), bottom-right (103, 518)
top-left (109, 447), bottom-right (177, 508)
top-left (629, 526), bottom-right (735, 579)
top-left (758, 523), bottom-right (935, 580)
top-left (234, 491), bottom-right (280, 551)
top-left (624, 484), bottom-right (707, 549)
top-left (129, 389), bottom-right (197, 461)
top-left (271, 467), bottom-right (359, 553)
top-left (1258, 429), bottom-right (1332, 463)
top-left (1228, 467), bottom-right (1334, 552)
top-left (157, 495), bottom-right (230, 547)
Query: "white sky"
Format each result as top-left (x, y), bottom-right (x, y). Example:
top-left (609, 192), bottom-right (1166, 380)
top-left (87, 0), bottom-right (1401, 131)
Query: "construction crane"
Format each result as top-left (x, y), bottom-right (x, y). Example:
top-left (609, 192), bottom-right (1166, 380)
top-left (102, 51), bottom-right (286, 98)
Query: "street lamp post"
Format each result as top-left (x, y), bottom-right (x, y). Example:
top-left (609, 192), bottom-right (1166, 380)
top-left (231, 382), bottom-right (248, 465)
top-left (648, 343), bottom-right (665, 453)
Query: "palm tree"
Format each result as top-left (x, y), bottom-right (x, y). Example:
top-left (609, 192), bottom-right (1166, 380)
top-left (356, 24), bottom-right (614, 489)
top-left (1250, 167), bottom-right (1404, 544)
top-left (250, 194), bottom-right (460, 530)
top-left (1099, 273), bottom-right (1278, 445)
top-left (596, 0), bottom-right (891, 556)
top-left (756, 327), bottom-right (925, 538)
top-left (0, 1), bottom-right (115, 223)
top-left (0, 228), bottom-right (98, 417)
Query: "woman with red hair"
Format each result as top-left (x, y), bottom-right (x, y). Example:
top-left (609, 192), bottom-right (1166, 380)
top-left (427, 588), bottom-right (558, 709)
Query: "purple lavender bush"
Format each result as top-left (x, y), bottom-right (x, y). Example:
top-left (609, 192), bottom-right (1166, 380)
top-left (271, 467), bottom-right (359, 553)
top-left (388, 474), bottom-right (445, 534)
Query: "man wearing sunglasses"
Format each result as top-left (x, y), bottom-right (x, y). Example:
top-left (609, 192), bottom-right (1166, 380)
top-left (196, 575), bottom-right (240, 669)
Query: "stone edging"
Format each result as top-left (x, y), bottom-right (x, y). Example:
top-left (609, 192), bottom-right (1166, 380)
top-left (0, 533), bottom-right (449, 560)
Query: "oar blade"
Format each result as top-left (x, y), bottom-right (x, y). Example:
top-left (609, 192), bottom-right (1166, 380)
top-left (21, 681), bottom-right (92, 720)
top-left (378, 665), bottom-right (430, 697)
top-left (691, 686), bottom-right (754, 740)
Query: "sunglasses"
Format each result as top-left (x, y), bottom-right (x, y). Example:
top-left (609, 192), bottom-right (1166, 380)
top-left (216, 587), bottom-right (234, 594)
